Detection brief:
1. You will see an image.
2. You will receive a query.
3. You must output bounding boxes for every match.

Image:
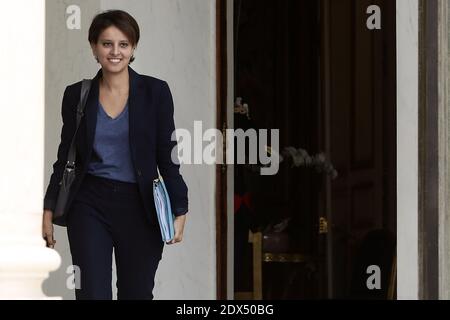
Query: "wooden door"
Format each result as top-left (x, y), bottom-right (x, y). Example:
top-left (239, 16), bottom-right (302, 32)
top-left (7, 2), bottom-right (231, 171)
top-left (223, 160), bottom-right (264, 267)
top-left (319, 0), bottom-right (397, 299)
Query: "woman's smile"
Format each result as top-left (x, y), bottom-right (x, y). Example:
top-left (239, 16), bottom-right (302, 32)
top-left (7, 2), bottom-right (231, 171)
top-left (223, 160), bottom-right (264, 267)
top-left (108, 58), bottom-right (122, 64)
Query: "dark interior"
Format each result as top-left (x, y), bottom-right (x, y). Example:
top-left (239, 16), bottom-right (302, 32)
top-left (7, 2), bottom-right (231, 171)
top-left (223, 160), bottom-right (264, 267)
top-left (233, 0), bottom-right (397, 299)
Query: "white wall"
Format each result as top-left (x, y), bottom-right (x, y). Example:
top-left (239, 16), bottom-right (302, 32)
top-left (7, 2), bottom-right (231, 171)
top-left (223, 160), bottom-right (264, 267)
top-left (0, 0), bottom-right (61, 300)
top-left (43, 0), bottom-right (100, 300)
top-left (44, 0), bottom-right (216, 300)
top-left (397, 0), bottom-right (419, 300)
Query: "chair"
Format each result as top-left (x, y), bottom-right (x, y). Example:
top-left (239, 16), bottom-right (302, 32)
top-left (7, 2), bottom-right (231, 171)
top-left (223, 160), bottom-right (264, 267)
top-left (235, 230), bottom-right (313, 300)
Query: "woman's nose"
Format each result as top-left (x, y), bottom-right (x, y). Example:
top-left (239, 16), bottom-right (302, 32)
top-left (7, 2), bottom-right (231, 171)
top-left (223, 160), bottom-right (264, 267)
top-left (111, 44), bottom-right (120, 55)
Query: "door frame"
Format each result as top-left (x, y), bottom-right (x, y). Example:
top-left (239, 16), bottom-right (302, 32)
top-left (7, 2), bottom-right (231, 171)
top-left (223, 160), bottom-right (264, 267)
top-left (418, 0), bottom-right (450, 300)
top-left (216, 0), bottom-right (449, 300)
top-left (418, 0), bottom-right (439, 300)
top-left (436, 0), bottom-right (450, 300)
top-left (216, 0), bottom-right (229, 300)
top-left (319, 0), bottom-right (334, 298)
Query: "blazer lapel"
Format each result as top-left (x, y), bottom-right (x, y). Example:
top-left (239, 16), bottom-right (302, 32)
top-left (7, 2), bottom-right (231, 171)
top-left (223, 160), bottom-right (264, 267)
top-left (84, 69), bottom-right (101, 166)
top-left (128, 67), bottom-right (148, 170)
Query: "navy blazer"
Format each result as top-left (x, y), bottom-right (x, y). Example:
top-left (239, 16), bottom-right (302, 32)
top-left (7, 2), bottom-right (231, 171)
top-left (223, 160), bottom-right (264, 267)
top-left (44, 66), bottom-right (188, 226)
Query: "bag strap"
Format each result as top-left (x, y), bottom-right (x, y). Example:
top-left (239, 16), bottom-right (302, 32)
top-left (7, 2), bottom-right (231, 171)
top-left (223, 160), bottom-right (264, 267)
top-left (65, 79), bottom-right (92, 171)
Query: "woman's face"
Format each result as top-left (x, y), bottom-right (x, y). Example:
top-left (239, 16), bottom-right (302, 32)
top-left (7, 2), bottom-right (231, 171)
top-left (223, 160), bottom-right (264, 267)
top-left (91, 25), bottom-right (135, 73)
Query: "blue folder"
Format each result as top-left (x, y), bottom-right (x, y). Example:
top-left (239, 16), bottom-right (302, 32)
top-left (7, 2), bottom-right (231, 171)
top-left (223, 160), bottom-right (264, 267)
top-left (153, 177), bottom-right (175, 242)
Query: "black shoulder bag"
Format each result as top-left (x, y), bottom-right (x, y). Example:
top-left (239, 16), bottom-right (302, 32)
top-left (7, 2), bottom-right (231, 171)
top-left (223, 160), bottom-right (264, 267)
top-left (53, 79), bottom-right (92, 222)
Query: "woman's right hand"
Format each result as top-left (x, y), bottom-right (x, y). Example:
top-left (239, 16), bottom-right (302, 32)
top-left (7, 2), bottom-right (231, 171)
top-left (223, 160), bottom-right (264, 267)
top-left (42, 210), bottom-right (56, 249)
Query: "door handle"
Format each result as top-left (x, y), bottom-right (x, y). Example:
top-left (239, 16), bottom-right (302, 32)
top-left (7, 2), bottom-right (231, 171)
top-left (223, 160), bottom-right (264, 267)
top-left (319, 217), bottom-right (328, 234)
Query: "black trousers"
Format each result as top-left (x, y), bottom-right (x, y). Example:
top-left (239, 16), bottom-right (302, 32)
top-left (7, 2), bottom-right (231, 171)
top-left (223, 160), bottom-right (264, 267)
top-left (66, 173), bottom-right (164, 300)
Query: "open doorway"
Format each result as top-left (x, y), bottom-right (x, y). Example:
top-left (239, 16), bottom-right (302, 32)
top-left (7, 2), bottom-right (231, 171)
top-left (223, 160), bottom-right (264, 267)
top-left (229, 0), bottom-right (397, 299)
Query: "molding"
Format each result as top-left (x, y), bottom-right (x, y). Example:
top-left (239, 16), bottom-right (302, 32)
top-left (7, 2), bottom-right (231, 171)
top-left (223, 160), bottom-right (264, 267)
top-left (438, 0), bottom-right (450, 300)
top-left (216, 0), bottom-right (229, 300)
top-left (418, 0), bottom-right (440, 300)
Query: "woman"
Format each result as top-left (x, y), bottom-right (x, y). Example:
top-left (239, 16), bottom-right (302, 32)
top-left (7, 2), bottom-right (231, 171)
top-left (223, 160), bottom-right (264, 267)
top-left (42, 10), bottom-right (188, 300)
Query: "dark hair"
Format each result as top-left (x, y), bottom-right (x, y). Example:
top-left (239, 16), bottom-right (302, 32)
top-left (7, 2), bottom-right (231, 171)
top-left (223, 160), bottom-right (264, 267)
top-left (88, 10), bottom-right (140, 64)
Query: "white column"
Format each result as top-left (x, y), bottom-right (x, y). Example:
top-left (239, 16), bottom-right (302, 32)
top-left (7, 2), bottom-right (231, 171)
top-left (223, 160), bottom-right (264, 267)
top-left (397, 0), bottom-right (419, 300)
top-left (0, 1), bottom-right (61, 299)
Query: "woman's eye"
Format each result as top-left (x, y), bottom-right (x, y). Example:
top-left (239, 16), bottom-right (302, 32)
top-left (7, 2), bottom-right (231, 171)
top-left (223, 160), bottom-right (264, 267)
top-left (103, 43), bottom-right (112, 47)
top-left (120, 43), bottom-right (129, 48)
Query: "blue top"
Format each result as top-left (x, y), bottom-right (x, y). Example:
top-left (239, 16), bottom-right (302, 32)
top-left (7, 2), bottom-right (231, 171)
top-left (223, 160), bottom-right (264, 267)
top-left (87, 100), bottom-right (137, 183)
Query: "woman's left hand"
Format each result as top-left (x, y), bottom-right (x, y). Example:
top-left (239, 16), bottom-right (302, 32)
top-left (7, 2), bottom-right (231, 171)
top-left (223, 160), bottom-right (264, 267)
top-left (167, 214), bottom-right (187, 245)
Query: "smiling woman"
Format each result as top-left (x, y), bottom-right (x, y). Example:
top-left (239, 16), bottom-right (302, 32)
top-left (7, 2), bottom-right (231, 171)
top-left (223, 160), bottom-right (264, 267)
top-left (88, 10), bottom-right (139, 65)
top-left (43, 9), bottom-right (188, 300)
top-left (86, 12), bottom-right (138, 120)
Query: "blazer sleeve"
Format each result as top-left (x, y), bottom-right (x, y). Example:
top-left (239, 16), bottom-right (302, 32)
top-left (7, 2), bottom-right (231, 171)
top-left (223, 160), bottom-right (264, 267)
top-left (156, 81), bottom-right (189, 216)
top-left (43, 85), bottom-right (75, 212)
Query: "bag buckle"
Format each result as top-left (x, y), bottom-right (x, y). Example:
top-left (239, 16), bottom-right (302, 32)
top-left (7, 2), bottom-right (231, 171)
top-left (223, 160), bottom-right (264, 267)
top-left (65, 161), bottom-right (76, 172)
